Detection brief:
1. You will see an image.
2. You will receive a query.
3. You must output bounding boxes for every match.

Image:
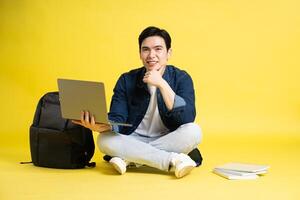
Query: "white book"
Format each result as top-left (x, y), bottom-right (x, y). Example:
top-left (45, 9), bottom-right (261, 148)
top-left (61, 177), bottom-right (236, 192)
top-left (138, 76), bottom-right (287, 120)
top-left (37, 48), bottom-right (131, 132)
top-left (217, 169), bottom-right (267, 176)
top-left (213, 168), bottom-right (258, 180)
top-left (215, 162), bottom-right (270, 173)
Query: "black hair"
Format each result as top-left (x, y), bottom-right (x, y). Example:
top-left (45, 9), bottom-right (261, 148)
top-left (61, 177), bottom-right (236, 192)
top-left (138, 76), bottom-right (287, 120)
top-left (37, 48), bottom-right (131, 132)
top-left (138, 26), bottom-right (171, 51)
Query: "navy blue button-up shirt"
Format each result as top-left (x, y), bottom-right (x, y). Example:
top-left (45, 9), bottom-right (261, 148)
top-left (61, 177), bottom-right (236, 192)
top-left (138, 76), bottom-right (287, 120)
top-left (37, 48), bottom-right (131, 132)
top-left (108, 65), bottom-right (196, 135)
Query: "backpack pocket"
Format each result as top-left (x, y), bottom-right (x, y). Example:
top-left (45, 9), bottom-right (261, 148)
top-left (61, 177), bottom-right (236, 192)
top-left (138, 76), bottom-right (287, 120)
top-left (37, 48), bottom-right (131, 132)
top-left (30, 126), bottom-right (73, 169)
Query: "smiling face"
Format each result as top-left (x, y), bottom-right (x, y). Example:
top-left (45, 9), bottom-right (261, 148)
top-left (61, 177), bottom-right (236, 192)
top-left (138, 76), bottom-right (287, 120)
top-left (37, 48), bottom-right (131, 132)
top-left (139, 36), bottom-right (172, 72)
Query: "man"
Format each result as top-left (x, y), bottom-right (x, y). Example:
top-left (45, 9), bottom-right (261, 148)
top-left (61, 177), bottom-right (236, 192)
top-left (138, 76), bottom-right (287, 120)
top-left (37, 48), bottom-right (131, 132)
top-left (73, 26), bottom-right (202, 178)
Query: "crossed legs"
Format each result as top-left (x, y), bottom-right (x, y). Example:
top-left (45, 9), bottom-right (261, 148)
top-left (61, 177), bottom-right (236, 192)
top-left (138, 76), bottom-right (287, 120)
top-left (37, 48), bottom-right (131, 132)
top-left (97, 123), bottom-right (202, 171)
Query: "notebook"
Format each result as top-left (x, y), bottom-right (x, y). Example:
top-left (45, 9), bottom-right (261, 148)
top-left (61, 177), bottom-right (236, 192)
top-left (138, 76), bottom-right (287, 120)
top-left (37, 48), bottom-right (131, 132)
top-left (213, 168), bottom-right (258, 180)
top-left (215, 163), bottom-right (270, 173)
top-left (213, 162), bottom-right (270, 180)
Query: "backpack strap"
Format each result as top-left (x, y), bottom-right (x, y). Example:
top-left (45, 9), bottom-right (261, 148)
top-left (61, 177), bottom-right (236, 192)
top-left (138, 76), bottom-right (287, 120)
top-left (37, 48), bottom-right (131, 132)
top-left (86, 162), bottom-right (96, 168)
top-left (20, 161), bottom-right (33, 164)
top-left (63, 119), bottom-right (69, 131)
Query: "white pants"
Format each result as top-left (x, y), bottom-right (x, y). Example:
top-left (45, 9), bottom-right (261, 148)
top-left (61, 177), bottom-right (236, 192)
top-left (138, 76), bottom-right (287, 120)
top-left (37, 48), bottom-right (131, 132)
top-left (97, 123), bottom-right (202, 171)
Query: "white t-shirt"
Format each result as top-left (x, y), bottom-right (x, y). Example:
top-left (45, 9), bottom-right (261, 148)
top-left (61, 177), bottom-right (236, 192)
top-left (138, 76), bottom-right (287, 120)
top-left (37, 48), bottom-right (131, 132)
top-left (134, 84), bottom-right (169, 137)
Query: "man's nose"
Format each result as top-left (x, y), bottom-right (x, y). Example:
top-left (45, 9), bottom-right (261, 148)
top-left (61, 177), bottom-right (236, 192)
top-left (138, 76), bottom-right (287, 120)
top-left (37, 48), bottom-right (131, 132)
top-left (148, 49), bottom-right (155, 58)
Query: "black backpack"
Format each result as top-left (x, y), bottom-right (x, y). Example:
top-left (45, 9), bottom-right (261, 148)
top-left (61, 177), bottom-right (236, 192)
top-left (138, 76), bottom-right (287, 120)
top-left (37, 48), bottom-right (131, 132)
top-left (28, 92), bottom-right (95, 169)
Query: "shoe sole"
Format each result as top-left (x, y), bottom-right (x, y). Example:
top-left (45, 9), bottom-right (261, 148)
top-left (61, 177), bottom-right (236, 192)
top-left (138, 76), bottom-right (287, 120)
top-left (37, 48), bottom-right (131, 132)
top-left (109, 158), bottom-right (126, 175)
top-left (175, 165), bottom-right (195, 178)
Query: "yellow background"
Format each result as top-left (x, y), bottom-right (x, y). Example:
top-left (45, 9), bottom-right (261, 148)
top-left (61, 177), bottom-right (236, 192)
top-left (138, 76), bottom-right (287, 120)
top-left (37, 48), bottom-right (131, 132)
top-left (0, 0), bottom-right (300, 199)
top-left (1, 0), bottom-right (300, 143)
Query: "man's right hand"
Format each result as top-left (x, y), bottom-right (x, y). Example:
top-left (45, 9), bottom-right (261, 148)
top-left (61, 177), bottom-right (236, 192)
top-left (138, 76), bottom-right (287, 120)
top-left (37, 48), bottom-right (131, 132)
top-left (71, 111), bottom-right (112, 133)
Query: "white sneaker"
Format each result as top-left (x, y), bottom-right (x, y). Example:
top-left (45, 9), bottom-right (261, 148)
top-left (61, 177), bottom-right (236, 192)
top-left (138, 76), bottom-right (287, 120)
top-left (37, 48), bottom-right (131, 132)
top-left (170, 153), bottom-right (196, 178)
top-left (109, 157), bottom-right (127, 175)
top-left (109, 157), bottom-right (141, 175)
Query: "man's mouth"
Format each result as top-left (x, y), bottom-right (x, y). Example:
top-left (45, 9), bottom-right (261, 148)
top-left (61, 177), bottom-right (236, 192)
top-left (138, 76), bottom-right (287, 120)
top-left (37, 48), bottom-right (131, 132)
top-left (147, 61), bottom-right (158, 65)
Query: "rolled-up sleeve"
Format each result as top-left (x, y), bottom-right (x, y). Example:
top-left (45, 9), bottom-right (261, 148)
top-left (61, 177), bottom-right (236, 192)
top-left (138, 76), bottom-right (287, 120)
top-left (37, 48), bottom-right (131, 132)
top-left (164, 72), bottom-right (196, 126)
top-left (173, 95), bottom-right (186, 109)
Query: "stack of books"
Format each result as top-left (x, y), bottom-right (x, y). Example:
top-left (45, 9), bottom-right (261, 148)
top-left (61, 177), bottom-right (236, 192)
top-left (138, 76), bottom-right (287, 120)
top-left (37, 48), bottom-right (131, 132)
top-left (213, 162), bottom-right (270, 180)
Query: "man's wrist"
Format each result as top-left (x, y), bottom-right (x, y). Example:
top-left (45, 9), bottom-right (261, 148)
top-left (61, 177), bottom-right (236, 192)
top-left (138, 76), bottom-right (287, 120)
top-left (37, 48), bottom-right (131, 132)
top-left (157, 79), bottom-right (167, 90)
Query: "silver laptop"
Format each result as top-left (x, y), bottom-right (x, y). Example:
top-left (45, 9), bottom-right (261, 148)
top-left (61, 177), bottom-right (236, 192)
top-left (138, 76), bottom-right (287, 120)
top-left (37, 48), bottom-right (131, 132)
top-left (57, 78), bottom-right (132, 127)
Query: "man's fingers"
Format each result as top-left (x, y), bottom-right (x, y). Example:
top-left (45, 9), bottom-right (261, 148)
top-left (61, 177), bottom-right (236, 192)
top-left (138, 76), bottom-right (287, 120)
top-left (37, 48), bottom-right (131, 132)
top-left (144, 73), bottom-right (150, 78)
top-left (80, 111), bottom-right (85, 124)
top-left (91, 115), bottom-right (95, 126)
top-left (72, 120), bottom-right (82, 125)
top-left (85, 111), bottom-right (90, 124)
top-left (73, 113), bottom-right (111, 132)
top-left (143, 77), bottom-right (148, 83)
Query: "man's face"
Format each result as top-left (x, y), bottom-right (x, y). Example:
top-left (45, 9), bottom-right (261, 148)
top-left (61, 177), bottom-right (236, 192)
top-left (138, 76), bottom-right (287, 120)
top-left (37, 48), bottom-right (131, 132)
top-left (140, 36), bottom-right (171, 72)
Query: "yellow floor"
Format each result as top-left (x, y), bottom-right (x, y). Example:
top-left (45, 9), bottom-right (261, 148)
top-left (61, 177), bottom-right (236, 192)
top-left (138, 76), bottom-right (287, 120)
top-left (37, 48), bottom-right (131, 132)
top-left (1, 133), bottom-right (299, 200)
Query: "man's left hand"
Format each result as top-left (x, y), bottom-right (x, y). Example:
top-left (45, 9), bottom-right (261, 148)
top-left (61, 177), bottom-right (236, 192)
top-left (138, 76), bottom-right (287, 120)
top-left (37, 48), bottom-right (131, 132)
top-left (143, 67), bottom-right (164, 87)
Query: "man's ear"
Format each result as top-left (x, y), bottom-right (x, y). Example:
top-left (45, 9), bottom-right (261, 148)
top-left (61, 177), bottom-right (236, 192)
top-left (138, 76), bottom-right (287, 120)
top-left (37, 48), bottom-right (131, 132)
top-left (167, 48), bottom-right (172, 60)
top-left (139, 50), bottom-right (142, 60)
